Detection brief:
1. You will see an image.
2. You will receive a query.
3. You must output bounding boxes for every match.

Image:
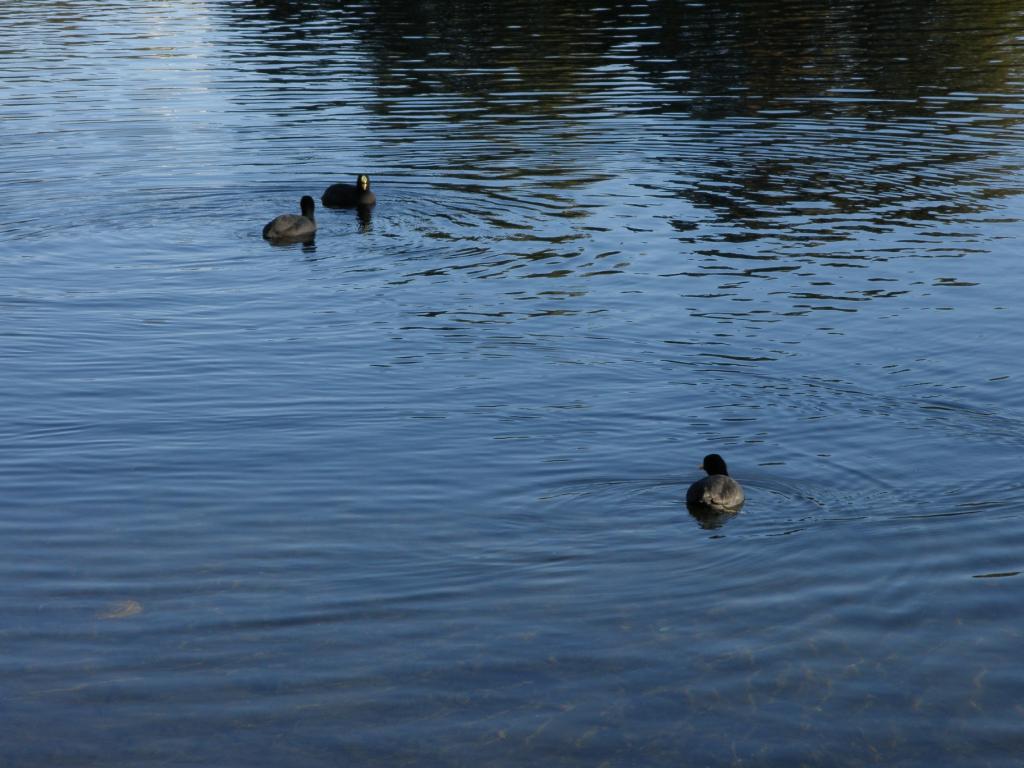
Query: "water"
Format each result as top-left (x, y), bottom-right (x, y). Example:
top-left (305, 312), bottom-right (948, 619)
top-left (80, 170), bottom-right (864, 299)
top-left (2, 0), bottom-right (1024, 764)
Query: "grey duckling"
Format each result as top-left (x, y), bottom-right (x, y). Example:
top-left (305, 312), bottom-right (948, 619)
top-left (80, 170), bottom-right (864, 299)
top-left (686, 453), bottom-right (745, 511)
top-left (263, 195), bottom-right (316, 241)
top-left (322, 174), bottom-right (376, 208)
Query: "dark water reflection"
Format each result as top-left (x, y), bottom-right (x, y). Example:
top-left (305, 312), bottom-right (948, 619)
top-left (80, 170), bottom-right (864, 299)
top-left (2, 0), bottom-right (1024, 765)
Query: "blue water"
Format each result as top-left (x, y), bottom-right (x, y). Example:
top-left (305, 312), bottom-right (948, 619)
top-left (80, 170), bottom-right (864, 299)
top-left (3, 0), bottom-right (1024, 764)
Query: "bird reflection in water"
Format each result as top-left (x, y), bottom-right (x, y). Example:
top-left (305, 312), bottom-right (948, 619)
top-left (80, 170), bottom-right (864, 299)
top-left (357, 204), bottom-right (373, 233)
top-left (687, 502), bottom-right (740, 530)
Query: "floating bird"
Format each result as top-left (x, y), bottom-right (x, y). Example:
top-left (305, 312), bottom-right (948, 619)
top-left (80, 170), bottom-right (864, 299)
top-left (322, 174), bottom-right (376, 208)
top-left (263, 195), bottom-right (317, 241)
top-left (686, 453), bottom-right (745, 511)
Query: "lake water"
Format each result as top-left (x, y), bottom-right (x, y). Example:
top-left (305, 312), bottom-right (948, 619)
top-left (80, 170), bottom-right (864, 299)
top-left (3, 0), bottom-right (1024, 764)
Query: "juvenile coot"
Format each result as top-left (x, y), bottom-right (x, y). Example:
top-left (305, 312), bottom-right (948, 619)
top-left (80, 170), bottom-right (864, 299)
top-left (263, 195), bottom-right (316, 241)
top-left (322, 174), bottom-right (376, 208)
top-left (686, 453), bottom-right (745, 511)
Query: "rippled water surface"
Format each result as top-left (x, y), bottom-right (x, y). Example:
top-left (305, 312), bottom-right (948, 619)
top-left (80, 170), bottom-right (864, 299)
top-left (3, 0), bottom-right (1024, 764)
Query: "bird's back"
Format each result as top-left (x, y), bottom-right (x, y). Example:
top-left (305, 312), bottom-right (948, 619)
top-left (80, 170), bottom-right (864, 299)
top-left (687, 474), bottom-right (745, 510)
top-left (322, 184), bottom-right (375, 208)
top-left (263, 213), bottom-right (314, 239)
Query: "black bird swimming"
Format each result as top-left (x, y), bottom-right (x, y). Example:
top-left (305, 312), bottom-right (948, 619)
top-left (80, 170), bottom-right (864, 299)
top-left (263, 195), bottom-right (317, 241)
top-left (260, 195), bottom-right (315, 240)
top-left (686, 453), bottom-right (745, 511)
top-left (322, 174), bottom-right (376, 208)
